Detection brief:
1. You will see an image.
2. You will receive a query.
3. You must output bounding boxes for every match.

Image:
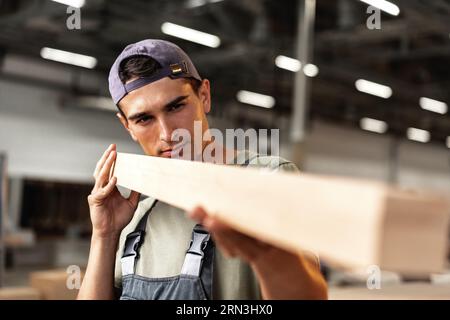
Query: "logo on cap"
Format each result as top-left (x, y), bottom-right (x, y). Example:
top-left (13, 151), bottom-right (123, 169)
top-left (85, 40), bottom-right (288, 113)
top-left (170, 61), bottom-right (188, 75)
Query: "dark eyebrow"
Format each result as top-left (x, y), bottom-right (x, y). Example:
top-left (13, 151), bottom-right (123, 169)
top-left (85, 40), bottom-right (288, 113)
top-left (163, 95), bottom-right (188, 112)
top-left (127, 111), bottom-right (150, 122)
top-left (127, 95), bottom-right (189, 121)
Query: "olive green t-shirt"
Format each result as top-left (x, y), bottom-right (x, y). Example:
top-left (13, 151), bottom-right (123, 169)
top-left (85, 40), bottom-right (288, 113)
top-left (113, 151), bottom-right (300, 299)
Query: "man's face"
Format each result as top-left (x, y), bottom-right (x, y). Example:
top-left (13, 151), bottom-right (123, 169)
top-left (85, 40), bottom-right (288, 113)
top-left (117, 77), bottom-right (211, 158)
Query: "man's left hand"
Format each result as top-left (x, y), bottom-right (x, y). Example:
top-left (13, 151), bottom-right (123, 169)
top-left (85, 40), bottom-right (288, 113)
top-left (187, 206), bottom-right (328, 300)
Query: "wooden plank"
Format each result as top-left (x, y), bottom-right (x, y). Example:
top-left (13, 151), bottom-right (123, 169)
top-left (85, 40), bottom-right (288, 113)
top-left (329, 283), bottom-right (450, 300)
top-left (30, 269), bottom-right (84, 300)
top-left (4, 230), bottom-right (35, 248)
top-left (0, 287), bottom-right (41, 300)
top-left (111, 152), bottom-right (450, 275)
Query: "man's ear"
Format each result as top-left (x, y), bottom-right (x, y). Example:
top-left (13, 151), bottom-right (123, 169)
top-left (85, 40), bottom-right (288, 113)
top-left (116, 112), bottom-right (138, 142)
top-left (199, 79), bottom-right (211, 114)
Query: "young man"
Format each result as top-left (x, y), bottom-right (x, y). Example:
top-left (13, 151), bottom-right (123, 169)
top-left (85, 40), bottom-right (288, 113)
top-left (77, 39), bottom-right (327, 300)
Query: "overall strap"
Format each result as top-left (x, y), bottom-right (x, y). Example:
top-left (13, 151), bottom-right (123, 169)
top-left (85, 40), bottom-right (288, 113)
top-left (180, 224), bottom-right (212, 277)
top-left (121, 199), bottom-right (158, 276)
top-left (243, 154), bottom-right (258, 166)
top-left (179, 152), bottom-right (259, 278)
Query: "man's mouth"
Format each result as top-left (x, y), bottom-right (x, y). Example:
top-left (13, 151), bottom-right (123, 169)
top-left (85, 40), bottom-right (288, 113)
top-left (159, 142), bottom-right (188, 158)
top-left (160, 141), bottom-right (189, 158)
top-left (160, 149), bottom-right (173, 157)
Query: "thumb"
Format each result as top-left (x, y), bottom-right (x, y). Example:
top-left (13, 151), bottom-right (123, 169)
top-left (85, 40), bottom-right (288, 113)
top-left (128, 190), bottom-right (141, 207)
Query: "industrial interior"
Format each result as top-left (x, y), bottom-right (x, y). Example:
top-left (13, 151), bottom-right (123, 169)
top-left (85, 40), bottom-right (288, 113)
top-left (0, 0), bottom-right (450, 300)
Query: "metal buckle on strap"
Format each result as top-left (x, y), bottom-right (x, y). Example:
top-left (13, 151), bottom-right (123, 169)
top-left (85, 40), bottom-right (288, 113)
top-left (123, 230), bottom-right (146, 259)
top-left (121, 230), bottom-right (146, 276)
top-left (120, 199), bottom-right (157, 277)
top-left (186, 227), bottom-right (210, 256)
top-left (180, 225), bottom-right (211, 276)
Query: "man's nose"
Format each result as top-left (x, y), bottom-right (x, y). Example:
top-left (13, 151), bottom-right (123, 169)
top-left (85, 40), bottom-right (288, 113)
top-left (158, 118), bottom-right (173, 142)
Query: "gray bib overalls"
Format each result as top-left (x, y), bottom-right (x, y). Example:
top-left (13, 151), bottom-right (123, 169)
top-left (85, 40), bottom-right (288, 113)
top-left (120, 199), bottom-right (214, 300)
top-left (119, 155), bottom-right (257, 300)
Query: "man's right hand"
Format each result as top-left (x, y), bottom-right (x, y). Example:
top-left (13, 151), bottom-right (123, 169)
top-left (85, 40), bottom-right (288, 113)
top-left (87, 144), bottom-right (140, 239)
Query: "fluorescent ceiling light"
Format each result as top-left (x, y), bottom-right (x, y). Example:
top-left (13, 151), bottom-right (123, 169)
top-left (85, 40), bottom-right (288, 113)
top-left (303, 63), bottom-right (319, 77)
top-left (186, 0), bottom-right (223, 8)
top-left (186, 0), bottom-right (207, 8)
top-left (419, 97), bottom-right (448, 115)
top-left (360, 117), bottom-right (388, 134)
top-left (274, 56), bottom-right (319, 77)
top-left (51, 0), bottom-right (85, 8)
top-left (355, 79), bottom-right (392, 99)
top-left (236, 90), bottom-right (275, 109)
top-left (407, 127), bottom-right (430, 143)
top-left (275, 55), bottom-right (301, 72)
top-left (359, 0), bottom-right (400, 16)
top-left (77, 96), bottom-right (116, 112)
top-left (40, 47), bottom-right (97, 69)
top-left (161, 22), bottom-right (221, 48)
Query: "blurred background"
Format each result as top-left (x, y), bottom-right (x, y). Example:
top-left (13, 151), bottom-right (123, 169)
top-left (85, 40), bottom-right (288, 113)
top-left (0, 0), bottom-right (449, 299)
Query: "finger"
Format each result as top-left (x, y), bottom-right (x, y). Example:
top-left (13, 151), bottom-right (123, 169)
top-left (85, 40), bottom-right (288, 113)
top-left (205, 217), bottom-right (269, 262)
top-left (185, 209), bottom-right (237, 257)
top-left (96, 176), bottom-right (117, 201)
top-left (95, 150), bottom-right (116, 189)
top-left (231, 236), bottom-right (269, 262)
top-left (202, 215), bottom-right (245, 239)
top-left (88, 176), bottom-right (117, 205)
top-left (93, 144), bottom-right (115, 178)
top-left (93, 144), bottom-right (114, 179)
top-left (128, 190), bottom-right (141, 207)
top-left (187, 206), bottom-right (208, 223)
top-left (99, 150), bottom-right (116, 181)
top-left (209, 230), bottom-right (238, 258)
top-left (204, 215), bottom-right (267, 250)
top-left (186, 207), bottom-right (266, 261)
top-left (213, 230), bottom-right (266, 262)
top-left (192, 215), bottom-right (236, 257)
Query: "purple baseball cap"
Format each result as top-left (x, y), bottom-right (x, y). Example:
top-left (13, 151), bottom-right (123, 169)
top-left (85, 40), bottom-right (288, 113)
top-left (108, 39), bottom-right (202, 105)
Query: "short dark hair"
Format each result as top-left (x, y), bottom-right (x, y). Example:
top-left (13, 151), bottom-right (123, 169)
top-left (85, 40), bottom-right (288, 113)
top-left (118, 55), bottom-right (162, 83)
top-left (117, 55), bottom-right (202, 116)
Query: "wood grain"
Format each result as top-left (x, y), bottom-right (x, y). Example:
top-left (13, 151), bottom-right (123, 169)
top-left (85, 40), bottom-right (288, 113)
top-left (112, 152), bottom-right (450, 275)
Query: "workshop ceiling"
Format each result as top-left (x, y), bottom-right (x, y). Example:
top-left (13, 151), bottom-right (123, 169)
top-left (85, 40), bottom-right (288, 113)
top-left (0, 0), bottom-right (449, 144)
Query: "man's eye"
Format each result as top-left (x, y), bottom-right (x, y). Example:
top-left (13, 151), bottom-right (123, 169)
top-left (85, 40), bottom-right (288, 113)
top-left (136, 116), bottom-right (153, 124)
top-left (169, 103), bottom-right (185, 112)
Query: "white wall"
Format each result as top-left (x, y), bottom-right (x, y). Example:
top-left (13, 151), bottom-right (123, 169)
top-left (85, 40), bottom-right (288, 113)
top-left (302, 121), bottom-right (450, 193)
top-left (0, 79), bottom-right (141, 182)
top-left (397, 141), bottom-right (450, 192)
top-left (303, 121), bottom-right (392, 181)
